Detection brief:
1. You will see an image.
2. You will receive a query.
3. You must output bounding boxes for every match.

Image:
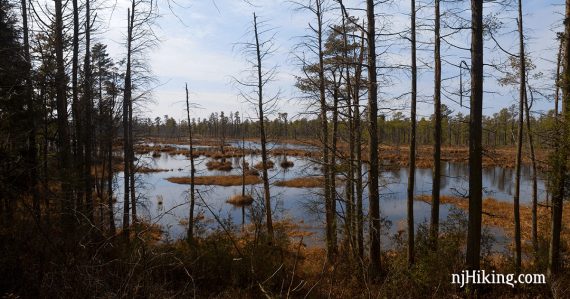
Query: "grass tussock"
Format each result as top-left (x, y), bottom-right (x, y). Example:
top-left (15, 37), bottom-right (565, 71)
top-left (275, 177), bottom-right (325, 188)
top-left (226, 194), bottom-right (254, 206)
top-left (280, 159), bottom-right (294, 168)
top-left (254, 160), bottom-right (274, 170)
top-left (166, 175), bottom-right (262, 186)
top-left (205, 160), bottom-right (233, 171)
top-left (416, 194), bottom-right (570, 245)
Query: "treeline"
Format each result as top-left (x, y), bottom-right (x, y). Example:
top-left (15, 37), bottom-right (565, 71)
top-left (142, 106), bottom-right (557, 147)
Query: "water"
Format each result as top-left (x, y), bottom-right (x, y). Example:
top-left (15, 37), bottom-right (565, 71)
top-left (113, 143), bottom-right (546, 250)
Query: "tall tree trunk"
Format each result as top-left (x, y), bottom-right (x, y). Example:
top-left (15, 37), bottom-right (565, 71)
top-left (354, 30), bottom-right (365, 260)
top-left (367, 0), bottom-right (381, 277)
top-left (122, 7), bottom-right (133, 242)
top-left (185, 84), bottom-right (196, 243)
top-left (524, 87), bottom-right (538, 261)
top-left (341, 13), bottom-right (355, 254)
top-left (55, 0), bottom-right (73, 231)
top-left (83, 0), bottom-right (94, 223)
top-left (20, 0), bottom-right (39, 222)
top-left (107, 74), bottom-right (117, 235)
top-left (555, 37), bottom-right (563, 118)
top-left (407, 0), bottom-right (417, 267)
top-left (513, 0), bottom-right (525, 274)
top-left (253, 13), bottom-right (273, 241)
top-left (72, 0), bottom-right (83, 211)
top-left (330, 72), bottom-right (340, 257)
top-left (548, 0), bottom-right (570, 277)
top-left (314, 0), bottom-right (334, 262)
top-left (430, 0), bottom-right (442, 249)
top-left (466, 0), bottom-right (484, 271)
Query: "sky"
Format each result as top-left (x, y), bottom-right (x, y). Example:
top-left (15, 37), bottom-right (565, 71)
top-left (95, 0), bottom-right (566, 122)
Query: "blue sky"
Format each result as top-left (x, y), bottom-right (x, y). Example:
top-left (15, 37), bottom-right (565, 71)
top-left (98, 0), bottom-right (565, 122)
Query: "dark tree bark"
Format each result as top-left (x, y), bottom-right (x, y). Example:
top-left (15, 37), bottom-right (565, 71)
top-left (20, 0), bottom-right (39, 222)
top-left (185, 83), bottom-right (196, 243)
top-left (524, 88), bottom-right (538, 260)
top-left (466, 0), bottom-right (483, 271)
top-left (54, 0), bottom-right (73, 231)
top-left (430, 0), bottom-right (442, 249)
top-left (83, 0), bottom-right (94, 222)
top-left (366, 0), bottom-right (381, 277)
top-left (513, 0), bottom-right (525, 274)
top-left (406, 0), bottom-right (417, 267)
top-left (555, 36), bottom-right (563, 118)
top-left (549, 0), bottom-right (570, 277)
top-left (354, 30), bottom-right (365, 260)
top-left (253, 13), bottom-right (274, 241)
top-left (122, 7), bottom-right (133, 242)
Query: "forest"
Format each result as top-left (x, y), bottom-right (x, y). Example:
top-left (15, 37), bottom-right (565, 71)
top-left (0, 0), bottom-right (569, 297)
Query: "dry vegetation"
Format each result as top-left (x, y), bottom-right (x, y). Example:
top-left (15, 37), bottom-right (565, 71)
top-left (416, 195), bottom-right (570, 249)
top-left (226, 194), bottom-right (254, 206)
top-left (166, 175), bottom-right (262, 186)
top-left (254, 160), bottom-right (275, 170)
top-left (205, 160), bottom-right (233, 171)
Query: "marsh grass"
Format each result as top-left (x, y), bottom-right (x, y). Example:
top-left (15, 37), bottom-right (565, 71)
top-left (167, 175), bottom-right (262, 186)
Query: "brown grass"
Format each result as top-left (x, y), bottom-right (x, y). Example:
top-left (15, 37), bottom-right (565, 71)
top-left (113, 164), bottom-right (170, 173)
top-left (166, 175), bottom-right (262, 186)
top-left (275, 177), bottom-right (326, 188)
top-left (254, 160), bottom-right (274, 170)
top-left (415, 194), bottom-right (570, 246)
top-left (226, 194), bottom-right (254, 206)
top-left (205, 160), bottom-right (233, 171)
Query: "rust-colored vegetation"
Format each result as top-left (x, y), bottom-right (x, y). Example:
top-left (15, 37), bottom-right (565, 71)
top-left (226, 194), bottom-right (254, 206)
top-left (166, 175), bottom-right (262, 186)
top-left (254, 160), bottom-right (274, 170)
top-left (205, 160), bottom-right (233, 171)
top-left (275, 177), bottom-right (325, 188)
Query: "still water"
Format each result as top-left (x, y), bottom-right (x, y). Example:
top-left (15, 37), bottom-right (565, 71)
top-left (114, 142), bottom-right (546, 251)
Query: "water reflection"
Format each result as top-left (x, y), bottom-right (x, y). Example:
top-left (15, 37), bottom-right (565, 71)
top-left (114, 148), bottom-right (547, 248)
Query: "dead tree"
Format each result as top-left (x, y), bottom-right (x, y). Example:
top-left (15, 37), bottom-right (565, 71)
top-left (366, 0), bottom-right (382, 277)
top-left (430, 0), bottom-right (442, 249)
top-left (233, 13), bottom-right (279, 241)
top-left (406, 0), bottom-right (417, 267)
top-left (185, 83), bottom-right (196, 243)
top-left (466, 0), bottom-right (484, 271)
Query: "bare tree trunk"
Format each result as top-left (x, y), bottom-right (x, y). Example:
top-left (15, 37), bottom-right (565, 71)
top-left (313, 0), bottom-right (334, 262)
top-left (185, 84), bottom-right (196, 243)
top-left (548, 0), bottom-right (570, 277)
top-left (83, 0), bottom-right (94, 223)
top-left (341, 13), bottom-right (355, 254)
top-left (513, 0), bottom-right (525, 274)
top-left (367, 0), bottom-right (381, 277)
top-left (122, 7), bottom-right (133, 242)
top-left (72, 0), bottom-right (83, 211)
top-left (329, 72), bottom-right (339, 257)
top-left (524, 87), bottom-right (538, 261)
top-left (55, 0), bottom-right (73, 231)
top-left (555, 37), bottom-right (563, 118)
top-left (354, 30), bottom-right (365, 261)
top-left (466, 0), bottom-right (483, 271)
top-left (20, 0), bottom-right (39, 222)
top-left (253, 13), bottom-right (273, 241)
top-left (407, 0), bottom-right (417, 267)
top-left (430, 0), bottom-right (442, 249)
